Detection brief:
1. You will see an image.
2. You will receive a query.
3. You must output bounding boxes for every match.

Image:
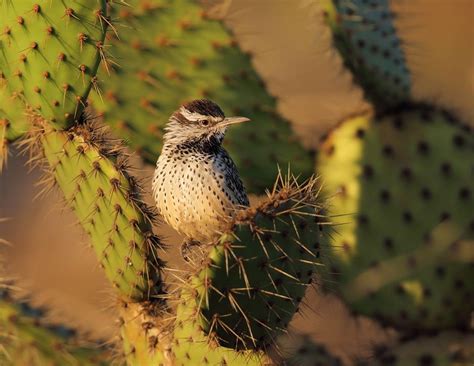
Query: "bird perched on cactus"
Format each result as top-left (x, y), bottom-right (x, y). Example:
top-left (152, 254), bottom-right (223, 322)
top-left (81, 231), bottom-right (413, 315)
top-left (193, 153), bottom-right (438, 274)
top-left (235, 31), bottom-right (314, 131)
top-left (152, 99), bottom-right (250, 258)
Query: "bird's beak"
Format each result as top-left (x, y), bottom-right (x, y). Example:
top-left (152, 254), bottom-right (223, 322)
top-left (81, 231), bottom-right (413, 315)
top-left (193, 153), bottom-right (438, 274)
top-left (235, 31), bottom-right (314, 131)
top-left (218, 116), bottom-right (251, 128)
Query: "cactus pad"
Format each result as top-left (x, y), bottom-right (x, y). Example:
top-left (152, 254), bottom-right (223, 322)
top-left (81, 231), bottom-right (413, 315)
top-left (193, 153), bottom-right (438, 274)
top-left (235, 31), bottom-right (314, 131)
top-left (0, 288), bottom-right (110, 365)
top-left (0, 0), bottom-right (107, 127)
top-left (92, 0), bottom-right (314, 193)
top-left (173, 290), bottom-right (269, 366)
top-left (316, 105), bottom-right (474, 330)
top-left (35, 118), bottom-right (163, 301)
top-left (322, 0), bottom-right (411, 109)
top-left (186, 174), bottom-right (325, 350)
top-left (363, 331), bottom-right (474, 366)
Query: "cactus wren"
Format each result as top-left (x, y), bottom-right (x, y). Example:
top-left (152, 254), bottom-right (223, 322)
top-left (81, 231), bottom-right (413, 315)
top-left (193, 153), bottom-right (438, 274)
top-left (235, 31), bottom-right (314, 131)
top-left (152, 99), bottom-right (250, 258)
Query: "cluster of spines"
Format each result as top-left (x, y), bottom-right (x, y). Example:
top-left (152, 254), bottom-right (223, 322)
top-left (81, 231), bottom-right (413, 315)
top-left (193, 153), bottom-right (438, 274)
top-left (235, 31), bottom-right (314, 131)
top-left (0, 0), bottom-right (108, 128)
top-left (21, 113), bottom-right (164, 301)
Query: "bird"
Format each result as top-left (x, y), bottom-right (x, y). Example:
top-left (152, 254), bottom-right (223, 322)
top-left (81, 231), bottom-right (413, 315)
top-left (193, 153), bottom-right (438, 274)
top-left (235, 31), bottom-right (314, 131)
top-left (152, 99), bottom-right (250, 259)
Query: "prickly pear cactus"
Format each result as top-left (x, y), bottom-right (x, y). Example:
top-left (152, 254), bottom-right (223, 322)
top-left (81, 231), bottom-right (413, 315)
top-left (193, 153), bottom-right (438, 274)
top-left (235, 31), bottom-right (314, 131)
top-left (316, 104), bottom-right (474, 331)
top-left (91, 0), bottom-right (314, 193)
top-left (361, 331), bottom-right (474, 366)
top-left (32, 119), bottom-right (163, 301)
top-left (185, 174), bottom-right (324, 350)
top-left (0, 0), bottom-right (107, 128)
top-left (321, 0), bottom-right (411, 108)
top-left (0, 288), bottom-right (110, 366)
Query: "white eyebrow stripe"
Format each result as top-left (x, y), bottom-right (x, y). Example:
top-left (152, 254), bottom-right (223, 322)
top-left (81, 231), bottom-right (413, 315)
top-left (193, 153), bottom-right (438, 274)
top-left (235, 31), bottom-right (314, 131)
top-left (180, 107), bottom-right (207, 121)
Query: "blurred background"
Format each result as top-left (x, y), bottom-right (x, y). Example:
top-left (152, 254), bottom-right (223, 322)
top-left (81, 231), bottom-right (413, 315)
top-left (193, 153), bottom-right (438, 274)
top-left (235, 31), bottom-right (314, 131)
top-left (0, 0), bottom-right (472, 364)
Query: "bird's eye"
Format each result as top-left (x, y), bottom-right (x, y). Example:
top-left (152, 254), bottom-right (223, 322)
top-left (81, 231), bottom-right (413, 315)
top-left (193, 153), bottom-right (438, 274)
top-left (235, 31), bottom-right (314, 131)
top-left (200, 120), bottom-right (210, 126)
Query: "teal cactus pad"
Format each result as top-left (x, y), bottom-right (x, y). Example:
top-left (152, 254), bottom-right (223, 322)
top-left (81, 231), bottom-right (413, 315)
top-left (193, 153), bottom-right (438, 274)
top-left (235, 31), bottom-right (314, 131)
top-left (185, 175), bottom-right (324, 350)
top-left (316, 104), bottom-right (474, 330)
top-left (322, 0), bottom-right (411, 109)
top-left (0, 0), bottom-right (107, 127)
top-left (92, 0), bottom-right (314, 193)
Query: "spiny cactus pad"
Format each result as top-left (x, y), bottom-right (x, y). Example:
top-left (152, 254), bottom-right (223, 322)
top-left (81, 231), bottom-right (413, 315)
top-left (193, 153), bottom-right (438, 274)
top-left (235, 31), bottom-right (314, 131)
top-left (173, 290), bottom-right (269, 366)
top-left (119, 301), bottom-right (170, 366)
top-left (0, 0), bottom-right (107, 127)
top-left (0, 288), bottom-right (110, 366)
top-left (36, 119), bottom-right (163, 301)
top-left (186, 174), bottom-right (325, 350)
top-left (321, 0), bottom-right (410, 108)
top-left (92, 0), bottom-right (314, 193)
top-left (316, 105), bottom-right (474, 330)
top-left (362, 331), bottom-right (474, 366)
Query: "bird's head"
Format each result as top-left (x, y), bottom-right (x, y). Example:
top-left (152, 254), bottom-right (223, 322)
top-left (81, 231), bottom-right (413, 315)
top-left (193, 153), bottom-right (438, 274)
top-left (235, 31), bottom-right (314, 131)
top-left (163, 99), bottom-right (250, 146)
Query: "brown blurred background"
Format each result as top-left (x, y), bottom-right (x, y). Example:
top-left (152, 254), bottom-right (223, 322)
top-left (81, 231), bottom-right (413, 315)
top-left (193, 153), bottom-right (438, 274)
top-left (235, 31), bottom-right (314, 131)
top-left (0, 1), bottom-right (473, 364)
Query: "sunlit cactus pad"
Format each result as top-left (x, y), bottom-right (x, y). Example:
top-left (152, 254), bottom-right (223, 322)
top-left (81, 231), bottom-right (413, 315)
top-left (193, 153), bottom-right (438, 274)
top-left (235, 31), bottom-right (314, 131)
top-left (0, 0), bottom-right (107, 127)
top-left (92, 0), bottom-right (314, 193)
top-left (322, 0), bottom-right (411, 108)
top-left (316, 104), bottom-right (474, 330)
top-left (0, 288), bottom-right (110, 366)
top-left (185, 174), bottom-right (325, 350)
top-left (35, 119), bottom-right (163, 301)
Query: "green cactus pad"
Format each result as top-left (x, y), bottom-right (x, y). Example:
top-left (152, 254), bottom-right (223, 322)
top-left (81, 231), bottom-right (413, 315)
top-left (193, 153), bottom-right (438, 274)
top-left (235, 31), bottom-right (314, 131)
top-left (38, 119), bottom-right (163, 301)
top-left (119, 301), bottom-right (170, 366)
top-left (276, 334), bottom-right (342, 366)
top-left (321, 0), bottom-right (411, 109)
top-left (0, 0), bottom-right (107, 127)
top-left (173, 290), bottom-right (268, 366)
top-left (316, 104), bottom-right (474, 331)
top-left (362, 331), bottom-right (474, 366)
top-left (0, 288), bottom-right (110, 366)
top-left (91, 0), bottom-right (314, 193)
top-left (186, 174), bottom-right (324, 350)
top-left (0, 79), bottom-right (28, 171)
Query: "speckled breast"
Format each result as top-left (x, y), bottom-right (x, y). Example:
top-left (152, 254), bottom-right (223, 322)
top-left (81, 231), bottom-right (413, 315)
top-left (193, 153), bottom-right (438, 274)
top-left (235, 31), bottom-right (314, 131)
top-left (152, 150), bottom-right (247, 242)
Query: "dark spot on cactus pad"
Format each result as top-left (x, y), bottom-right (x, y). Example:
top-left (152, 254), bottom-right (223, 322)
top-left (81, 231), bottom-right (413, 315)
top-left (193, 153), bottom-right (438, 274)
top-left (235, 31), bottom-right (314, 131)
top-left (402, 211), bottom-right (413, 223)
top-left (435, 266), bottom-right (446, 278)
top-left (382, 144), bottom-right (394, 157)
top-left (400, 167), bottom-right (413, 181)
top-left (420, 188), bottom-right (432, 200)
top-left (417, 141), bottom-right (429, 155)
top-left (459, 187), bottom-right (470, 200)
top-left (452, 134), bottom-right (465, 147)
top-left (380, 189), bottom-right (391, 203)
top-left (440, 162), bottom-right (452, 176)
top-left (418, 354), bottom-right (434, 366)
top-left (355, 128), bottom-right (365, 138)
top-left (362, 164), bottom-right (374, 178)
top-left (383, 237), bottom-right (394, 250)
